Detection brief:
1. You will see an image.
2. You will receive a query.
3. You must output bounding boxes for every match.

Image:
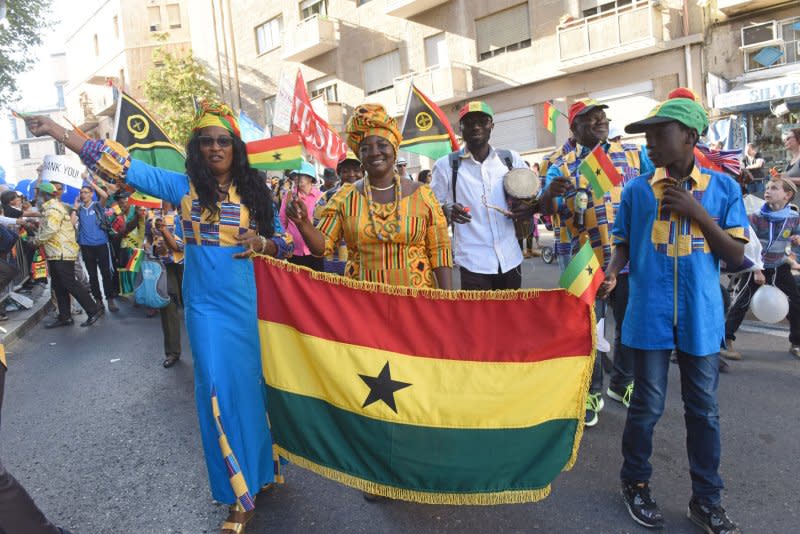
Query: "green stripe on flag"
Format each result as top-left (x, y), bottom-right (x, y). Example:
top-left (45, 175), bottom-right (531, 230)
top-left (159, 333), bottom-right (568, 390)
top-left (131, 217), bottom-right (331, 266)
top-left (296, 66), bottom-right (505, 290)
top-left (579, 157), bottom-right (612, 199)
top-left (559, 242), bottom-right (595, 290)
top-left (400, 139), bottom-right (453, 160)
top-left (268, 388), bottom-right (577, 494)
top-left (130, 146), bottom-right (185, 174)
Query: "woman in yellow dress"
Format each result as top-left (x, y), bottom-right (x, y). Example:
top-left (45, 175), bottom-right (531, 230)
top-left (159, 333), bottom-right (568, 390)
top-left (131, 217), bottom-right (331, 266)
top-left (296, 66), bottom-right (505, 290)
top-left (287, 104), bottom-right (453, 289)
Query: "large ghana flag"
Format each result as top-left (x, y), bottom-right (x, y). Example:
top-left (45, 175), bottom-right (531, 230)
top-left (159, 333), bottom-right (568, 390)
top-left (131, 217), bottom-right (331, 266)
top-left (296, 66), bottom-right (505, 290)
top-left (254, 257), bottom-right (595, 505)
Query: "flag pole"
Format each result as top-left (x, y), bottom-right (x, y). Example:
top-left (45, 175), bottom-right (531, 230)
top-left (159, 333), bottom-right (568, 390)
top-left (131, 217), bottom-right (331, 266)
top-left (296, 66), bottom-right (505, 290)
top-left (398, 82), bottom-right (415, 137)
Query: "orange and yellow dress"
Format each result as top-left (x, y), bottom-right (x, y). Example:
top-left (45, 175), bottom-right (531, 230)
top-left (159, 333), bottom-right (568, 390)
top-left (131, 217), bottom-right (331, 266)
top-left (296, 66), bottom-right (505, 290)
top-left (317, 183), bottom-right (452, 288)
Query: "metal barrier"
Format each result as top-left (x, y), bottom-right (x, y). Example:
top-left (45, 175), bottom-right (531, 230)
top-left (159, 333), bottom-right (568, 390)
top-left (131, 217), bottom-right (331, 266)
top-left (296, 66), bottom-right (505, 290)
top-left (0, 239), bottom-right (33, 302)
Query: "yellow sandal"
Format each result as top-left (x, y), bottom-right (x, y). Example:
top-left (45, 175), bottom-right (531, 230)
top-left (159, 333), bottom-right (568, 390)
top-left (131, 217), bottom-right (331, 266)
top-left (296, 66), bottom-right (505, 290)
top-left (221, 503), bottom-right (254, 534)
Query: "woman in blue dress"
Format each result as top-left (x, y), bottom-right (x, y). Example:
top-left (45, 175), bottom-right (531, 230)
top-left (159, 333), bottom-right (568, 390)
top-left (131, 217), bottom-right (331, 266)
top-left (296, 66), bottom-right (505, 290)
top-left (25, 104), bottom-right (292, 534)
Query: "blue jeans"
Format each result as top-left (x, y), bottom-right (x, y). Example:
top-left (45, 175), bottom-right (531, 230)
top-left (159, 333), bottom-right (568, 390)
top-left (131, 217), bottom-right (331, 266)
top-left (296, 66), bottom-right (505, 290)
top-left (620, 348), bottom-right (724, 505)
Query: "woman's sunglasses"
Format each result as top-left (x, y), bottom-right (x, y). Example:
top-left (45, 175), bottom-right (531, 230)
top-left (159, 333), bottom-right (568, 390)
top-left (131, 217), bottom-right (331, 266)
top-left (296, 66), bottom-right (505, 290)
top-left (198, 135), bottom-right (234, 148)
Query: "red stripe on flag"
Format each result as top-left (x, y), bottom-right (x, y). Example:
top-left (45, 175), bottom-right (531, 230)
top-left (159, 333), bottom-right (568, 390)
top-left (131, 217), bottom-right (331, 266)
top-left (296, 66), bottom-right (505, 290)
top-left (246, 133), bottom-right (302, 155)
top-left (412, 85), bottom-right (459, 151)
top-left (580, 269), bottom-right (605, 306)
top-left (254, 260), bottom-right (592, 363)
top-left (591, 146), bottom-right (622, 187)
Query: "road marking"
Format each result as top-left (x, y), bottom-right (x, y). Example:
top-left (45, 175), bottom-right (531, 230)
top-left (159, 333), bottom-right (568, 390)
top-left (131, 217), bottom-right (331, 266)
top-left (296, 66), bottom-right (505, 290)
top-left (739, 322), bottom-right (788, 338)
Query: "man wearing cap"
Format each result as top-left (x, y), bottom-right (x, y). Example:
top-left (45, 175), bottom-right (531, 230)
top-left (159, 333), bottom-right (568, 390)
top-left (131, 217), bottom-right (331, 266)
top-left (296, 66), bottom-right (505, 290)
top-left (598, 92), bottom-right (745, 533)
top-left (35, 182), bottom-right (104, 328)
top-left (396, 157), bottom-right (411, 181)
top-left (431, 101), bottom-right (528, 290)
top-left (540, 98), bottom-right (652, 427)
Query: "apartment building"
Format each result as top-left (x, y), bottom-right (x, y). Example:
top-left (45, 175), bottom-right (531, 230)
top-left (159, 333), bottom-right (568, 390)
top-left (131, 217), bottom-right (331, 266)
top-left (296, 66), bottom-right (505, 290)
top-left (7, 53), bottom-right (70, 182)
top-left (190, 0), bottom-right (705, 168)
top-left (705, 0), bottom-right (799, 166)
top-left (62, 0), bottom-right (192, 140)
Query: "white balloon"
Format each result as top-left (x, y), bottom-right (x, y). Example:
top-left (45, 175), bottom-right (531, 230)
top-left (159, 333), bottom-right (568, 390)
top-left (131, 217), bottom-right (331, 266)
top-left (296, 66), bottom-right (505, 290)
top-left (750, 284), bottom-right (789, 324)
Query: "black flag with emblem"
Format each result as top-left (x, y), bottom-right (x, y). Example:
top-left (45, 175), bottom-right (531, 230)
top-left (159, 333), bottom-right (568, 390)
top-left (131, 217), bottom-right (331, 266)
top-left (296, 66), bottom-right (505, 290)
top-left (398, 84), bottom-right (459, 160)
top-left (112, 92), bottom-right (186, 207)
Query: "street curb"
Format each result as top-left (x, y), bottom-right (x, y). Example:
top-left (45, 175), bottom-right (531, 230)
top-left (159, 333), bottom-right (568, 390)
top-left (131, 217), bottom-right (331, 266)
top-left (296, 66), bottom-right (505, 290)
top-left (3, 300), bottom-right (54, 347)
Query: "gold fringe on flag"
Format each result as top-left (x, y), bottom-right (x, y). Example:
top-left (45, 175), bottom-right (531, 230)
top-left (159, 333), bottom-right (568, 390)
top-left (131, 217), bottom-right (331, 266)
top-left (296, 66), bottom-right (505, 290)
top-left (274, 446), bottom-right (553, 506)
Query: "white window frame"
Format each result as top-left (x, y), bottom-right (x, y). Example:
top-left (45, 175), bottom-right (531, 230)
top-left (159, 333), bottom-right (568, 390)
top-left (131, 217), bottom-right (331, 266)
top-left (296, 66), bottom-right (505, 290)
top-left (255, 16), bottom-right (282, 55)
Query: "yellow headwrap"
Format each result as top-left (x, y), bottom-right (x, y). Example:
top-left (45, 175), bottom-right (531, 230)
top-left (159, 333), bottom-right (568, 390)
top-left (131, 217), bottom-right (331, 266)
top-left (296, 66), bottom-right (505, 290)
top-left (191, 101), bottom-right (241, 139)
top-left (345, 104), bottom-right (402, 155)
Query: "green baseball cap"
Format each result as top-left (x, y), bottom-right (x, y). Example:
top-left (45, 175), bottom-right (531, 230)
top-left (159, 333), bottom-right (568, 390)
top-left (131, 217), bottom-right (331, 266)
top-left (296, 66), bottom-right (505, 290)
top-left (38, 181), bottom-right (56, 194)
top-left (625, 97), bottom-right (709, 135)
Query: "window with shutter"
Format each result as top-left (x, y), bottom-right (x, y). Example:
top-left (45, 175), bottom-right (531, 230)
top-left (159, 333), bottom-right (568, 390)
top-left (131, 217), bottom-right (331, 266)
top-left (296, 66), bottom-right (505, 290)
top-left (300, 0), bottom-right (327, 19)
top-left (476, 4), bottom-right (531, 61)
top-left (148, 6), bottom-right (161, 32)
top-left (425, 32), bottom-right (448, 68)
top-left (363, 50), bottom-right (401, 95)
top-left (491, 107), bottom-right (537, 153)
top-left (166, 4), bottom-right (181, 29)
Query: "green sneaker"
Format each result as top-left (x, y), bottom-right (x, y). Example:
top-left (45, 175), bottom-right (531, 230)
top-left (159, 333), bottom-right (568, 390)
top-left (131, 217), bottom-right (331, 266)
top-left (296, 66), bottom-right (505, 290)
top-left (607, 383), bottom-right (634, 408)
top-left (585, 392), bottom-right (604, 427)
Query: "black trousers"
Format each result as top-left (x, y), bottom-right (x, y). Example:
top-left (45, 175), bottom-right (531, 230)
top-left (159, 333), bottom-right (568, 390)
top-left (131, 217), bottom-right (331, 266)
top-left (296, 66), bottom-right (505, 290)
top-left (725, 263), bottom-right (800, 345)
top-left (80, 243), bottom-right (116, 302)
top-left (47, 260), bottom-right (97, 320)
top-left (0, 365), bottom-right (61, 534)
top-left (0, 259), bottom-right (18, 294)
top-left (160, 263), bottom-right (184, 357)
top-left (289, 254), bottom-right (324, 272)
top-left (608, 273), bottom-right (634, 388)
top-left (459, 265), bottom-right (522, 290)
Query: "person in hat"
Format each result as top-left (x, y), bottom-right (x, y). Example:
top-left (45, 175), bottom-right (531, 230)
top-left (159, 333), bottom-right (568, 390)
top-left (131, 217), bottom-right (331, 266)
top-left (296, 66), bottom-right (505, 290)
top-left (430, 100), bottom-right (529, 290)
top-left (395, 156), bottom-right (411, 180)
top-left (598, 91), bottom-right (746, 533)
top-left (23, 103), bottom-right (293, 533)
top-left (539, 98), bottom-right (652, 427)
top-left (107, 190), bottom-right (145, 297)
top-left (321, 167), bottom-right (339, 192)
top-left (286, 103), bottom-right (452, 289)
top-left (721, 174), bottom-right (800, 361)
top-left (280, 160), bottom-right (324, 272)
top-left (34, 181), bottom-right (104, 328)
top-left (337, 151), bottom-right (363, 186)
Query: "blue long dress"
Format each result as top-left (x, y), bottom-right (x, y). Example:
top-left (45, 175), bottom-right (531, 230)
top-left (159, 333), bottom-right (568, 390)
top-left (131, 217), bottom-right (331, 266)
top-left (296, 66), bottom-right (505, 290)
top-left (125, 159), bottom-right (290, 508)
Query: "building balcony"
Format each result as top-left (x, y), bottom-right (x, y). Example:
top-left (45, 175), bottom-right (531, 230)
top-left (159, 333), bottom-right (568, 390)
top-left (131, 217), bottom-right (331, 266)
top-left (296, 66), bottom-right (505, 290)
top-left (717, 0), bottom-right (789, 17)
top-left (393, 62), bottom-right (471, 114)
top-left (385, 0), bottom-right (449, 18)
top-left (281, 16), bottom-right (339, 63)
top-left (557, 1), bottom-right (664, 71)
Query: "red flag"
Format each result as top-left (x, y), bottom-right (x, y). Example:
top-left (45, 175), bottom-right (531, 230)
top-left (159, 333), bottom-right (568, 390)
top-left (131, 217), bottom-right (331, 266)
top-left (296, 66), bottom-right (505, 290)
top-left (290, 71), bottom-right (347, 168)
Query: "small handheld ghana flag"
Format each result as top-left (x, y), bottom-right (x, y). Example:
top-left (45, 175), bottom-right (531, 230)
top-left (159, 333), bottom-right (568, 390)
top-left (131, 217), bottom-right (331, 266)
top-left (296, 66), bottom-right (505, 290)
top-left (246, 133), bottom-right (303, 171)
top-left (559, 241), bottom-right (604, 305)
top-left (578, 145), bottom-right (623, 200)
top-left (543, 102), bottom-right (560, 136)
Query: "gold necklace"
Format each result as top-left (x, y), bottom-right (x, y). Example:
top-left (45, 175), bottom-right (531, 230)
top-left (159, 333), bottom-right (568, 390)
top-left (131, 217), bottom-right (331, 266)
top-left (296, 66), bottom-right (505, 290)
top-left (364, 174), bottom-right (401, 241)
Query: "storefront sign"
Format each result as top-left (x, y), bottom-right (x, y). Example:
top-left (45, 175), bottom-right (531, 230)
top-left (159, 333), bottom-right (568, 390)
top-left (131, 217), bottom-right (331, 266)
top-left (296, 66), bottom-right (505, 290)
top-left (714, 76), bottom-right (800, 110)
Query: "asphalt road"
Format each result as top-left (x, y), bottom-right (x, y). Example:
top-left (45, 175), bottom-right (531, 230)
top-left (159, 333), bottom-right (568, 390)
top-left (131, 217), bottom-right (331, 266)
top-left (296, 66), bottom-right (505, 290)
top-left (2, 242), bottom-right (799, 533)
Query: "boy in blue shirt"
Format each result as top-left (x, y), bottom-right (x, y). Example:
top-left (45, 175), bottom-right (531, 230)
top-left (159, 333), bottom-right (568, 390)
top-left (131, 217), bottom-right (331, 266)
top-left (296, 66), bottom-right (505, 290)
top-left (598, 93), bottom-right (745, 534)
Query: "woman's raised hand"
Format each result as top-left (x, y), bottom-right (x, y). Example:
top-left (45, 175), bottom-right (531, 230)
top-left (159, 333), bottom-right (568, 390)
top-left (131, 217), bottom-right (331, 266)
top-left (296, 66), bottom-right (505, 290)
top-left (23, 115), bottom-right (57, 138)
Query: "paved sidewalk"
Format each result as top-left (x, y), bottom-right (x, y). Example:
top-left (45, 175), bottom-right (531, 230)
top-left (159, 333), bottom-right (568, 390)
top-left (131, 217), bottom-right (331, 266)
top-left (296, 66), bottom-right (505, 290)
top-left (1, 284), bottom-right (53, 347)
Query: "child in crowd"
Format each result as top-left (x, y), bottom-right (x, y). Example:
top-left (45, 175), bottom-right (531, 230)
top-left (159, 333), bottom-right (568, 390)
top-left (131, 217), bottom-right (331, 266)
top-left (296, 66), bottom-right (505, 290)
top-left (599, 91), bottom-right (745, 534)
top-left (721, 175), bottom-right (800, 360)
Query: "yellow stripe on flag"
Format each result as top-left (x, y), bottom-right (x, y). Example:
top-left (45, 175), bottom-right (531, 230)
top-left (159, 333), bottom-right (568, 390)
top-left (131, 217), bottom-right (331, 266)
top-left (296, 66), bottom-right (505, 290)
top-left (566, 253), bottom-right (600, 297)
top-left (248, 145), bottom-right (303, 165)
top-left (260, 321), bottom-right (590, 430)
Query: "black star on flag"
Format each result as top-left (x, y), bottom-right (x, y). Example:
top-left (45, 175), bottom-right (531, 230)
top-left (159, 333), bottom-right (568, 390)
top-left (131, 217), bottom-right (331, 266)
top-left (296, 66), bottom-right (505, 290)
top-left (359, 362), bottom-right (412, 414)
top-left (272, 152), bottom-right (282, 161)
top-left (586, 265), bottom-right (593, 275)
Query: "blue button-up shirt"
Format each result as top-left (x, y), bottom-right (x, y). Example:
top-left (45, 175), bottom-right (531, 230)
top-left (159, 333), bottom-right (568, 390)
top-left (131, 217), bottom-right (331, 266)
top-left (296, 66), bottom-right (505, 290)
top-left (612, 165), bottom-right (748, 356)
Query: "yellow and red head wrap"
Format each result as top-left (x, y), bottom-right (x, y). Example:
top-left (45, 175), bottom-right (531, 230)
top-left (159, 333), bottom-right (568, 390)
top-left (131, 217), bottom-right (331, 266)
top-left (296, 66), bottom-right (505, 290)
top-left (191, 101), bottom-right (241, 139)
top-left (345, 104), bottom-right (402, 155)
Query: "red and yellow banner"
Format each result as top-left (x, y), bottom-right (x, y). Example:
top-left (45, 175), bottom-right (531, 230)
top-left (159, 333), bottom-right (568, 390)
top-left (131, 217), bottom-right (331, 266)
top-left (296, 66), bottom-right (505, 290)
top-left (254, 257), bottom-right (595, 505)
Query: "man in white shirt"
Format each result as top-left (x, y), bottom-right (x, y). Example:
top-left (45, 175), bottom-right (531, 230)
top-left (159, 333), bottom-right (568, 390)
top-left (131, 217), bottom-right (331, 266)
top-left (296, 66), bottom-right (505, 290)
top-left (431, 101), bottom-right (529, 290)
